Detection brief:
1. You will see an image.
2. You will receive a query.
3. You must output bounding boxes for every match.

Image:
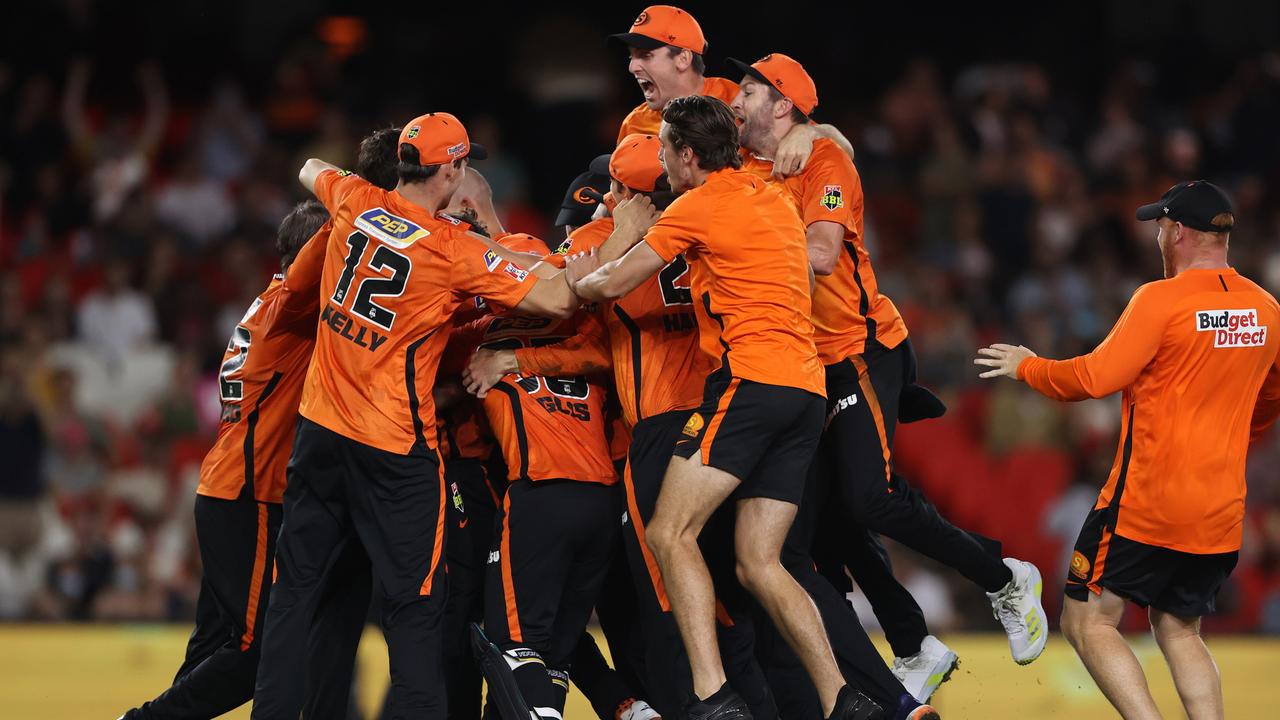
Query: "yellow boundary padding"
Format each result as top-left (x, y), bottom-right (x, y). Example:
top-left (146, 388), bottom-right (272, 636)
top-left (1, 625), bottom-right (1272, 717)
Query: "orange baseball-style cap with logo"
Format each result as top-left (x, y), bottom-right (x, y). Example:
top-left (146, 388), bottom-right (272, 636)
top-left (727, 53), bottom-right (819, 118)
top-left (589, 133), bottom-right (665, 193)
top-left (610, 5), bottom-right (707, 55)
top-left (398, 112), bottom-right (488, 166)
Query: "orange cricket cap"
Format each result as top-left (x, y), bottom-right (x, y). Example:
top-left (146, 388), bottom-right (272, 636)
top-left (726, 53), bottom-right (818, 118)
top-left (589, 133), bottom-right (665, 193)
top-left (610, 6), bottom-right (707, 55)
top-left (398, 112), bottom-right (488, 166)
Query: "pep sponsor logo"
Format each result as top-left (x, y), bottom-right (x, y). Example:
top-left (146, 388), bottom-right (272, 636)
top-left (355, 208), bottom-right (429, 248)
top-left (1195, 308), bottom-right (1269, 348)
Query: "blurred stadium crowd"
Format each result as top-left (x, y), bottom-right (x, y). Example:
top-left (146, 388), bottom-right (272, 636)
top-left (2, 5), bottom-right (1280, 634)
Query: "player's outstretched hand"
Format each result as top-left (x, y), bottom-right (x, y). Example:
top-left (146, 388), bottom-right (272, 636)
top-left (464, 348), bottom-right (518, 398)
top-left (975, 343), bottom-right (1037, 380)
top-left (773, 123), bottom-right (818, 177)
top-left (564, 248), bottom-right (603, 291)
top-left (612, 194), bottom-right (660, 241)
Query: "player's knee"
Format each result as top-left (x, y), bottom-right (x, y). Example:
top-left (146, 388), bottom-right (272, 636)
top-left (734, 556), bottom-right (776, 594)
top-left (1149, 607), bottom-right (1200, 645)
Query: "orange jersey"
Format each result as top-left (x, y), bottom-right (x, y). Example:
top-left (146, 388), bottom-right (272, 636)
top-left (745, 140), bottom-right (908, 363)
top-left (199, 276), bottom-right (316, 504)
top-left (517, 218), bottom-right (712, 426)
top-left (644, 169), bottom-right (825, 397)
top-left (454, 313), bottom-right (616, 485)
top-left (1019, 268), bottom-right (1280, 553)
top-left (299, 169), bottom-right (539, 454)
top-left (618, 77), bottom-right (740, 140)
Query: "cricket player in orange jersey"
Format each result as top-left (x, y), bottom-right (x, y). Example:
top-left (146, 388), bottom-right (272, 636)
top-left (610, 5), bottom-right (853, 176)
top-left (566, 96), bottom-right (883, 720)
top-left (251, 112), bottom-right (580, 720)
top-left (977, 181), bottom-right (1280, 720)
top-left (730, 52), bottom-right (1047, 707)
top-left (466, 135), bottom-right (792, 720)
top-left (119, 200), bottom-right (329, 720)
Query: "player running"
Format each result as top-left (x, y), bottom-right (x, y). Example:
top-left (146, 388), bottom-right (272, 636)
top-left (976, 180), bottom-right (1280, 720)
top-left (250, 112), bottom-right (579, 720)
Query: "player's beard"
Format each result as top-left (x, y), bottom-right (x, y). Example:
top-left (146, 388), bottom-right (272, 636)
top-left (1157, 229), bottom-right (1175, 278)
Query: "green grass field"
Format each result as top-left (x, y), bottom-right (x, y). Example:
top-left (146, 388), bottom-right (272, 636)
top-left (1, 625), bottom-right (1273, 717)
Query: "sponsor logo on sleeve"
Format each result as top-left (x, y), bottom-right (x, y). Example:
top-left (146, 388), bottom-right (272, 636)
top-left (484, 249), bottom-right (502, 272)
top-left (355, 208), bottom-right (429, 248)
top-left (553, 239), bottom-right (572, 255)
top-left (820, 185), bottom-right (843, 211)
top-left (1195, 309), bottom-right (1268, 348)
top-left (502, 263), bottom-right (529, 282)
top-left (335, 169), bottom-right (353, 176)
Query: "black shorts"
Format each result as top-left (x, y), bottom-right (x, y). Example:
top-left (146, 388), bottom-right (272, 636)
top-left (672, 371), bottom-right (823, 505)
top-left (1065, 507), bottom-right (1239, 617)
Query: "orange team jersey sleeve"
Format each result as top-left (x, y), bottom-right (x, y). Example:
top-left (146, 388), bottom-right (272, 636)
top-left (618, 77), bottom-right (740, 140)
top-left (199, 277), bottom-right (316, 504)
top-left (1017, 283), bottom-right (1168, 401)
top-left (779, 139), bottom-right (906, 363)
top-left (314, 168), bottom-right (368, 213)
top-left (463, 314), bottom-right (616, 484)
top-left (1253, 352), bottom-right (1280, 444)
top-left (1019, 269), bottom-right (1280, 553)
top-left (448, 230), bottom-right (542, 312)
top-left (260, 221), bottom-right (331, 335)
top-left (514, 310), bottom-right (612, 377)
top-left (645, 170), bottom-right (825, 397)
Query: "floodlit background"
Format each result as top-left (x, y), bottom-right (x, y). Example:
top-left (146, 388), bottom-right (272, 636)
top-left (1, 0), bottom-right (1279, 716)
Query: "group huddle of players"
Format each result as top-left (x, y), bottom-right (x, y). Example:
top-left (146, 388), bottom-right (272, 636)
top-left (119, 6), bottom-right (1059, 720)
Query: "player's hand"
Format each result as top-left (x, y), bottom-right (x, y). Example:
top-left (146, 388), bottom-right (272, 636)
top-left (611, 194), bottom-right (660, 241)
top-left (974, 344), bottom-right (1037, 380)
top-left (564, 248), bottom-right (603, 290)
top-left (463, 348), bottom-right (518, 398)
top-left (773, 123), bottom-right (819, 177)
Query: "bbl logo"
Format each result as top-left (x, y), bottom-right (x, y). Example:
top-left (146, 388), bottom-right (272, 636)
top-left (820, 185), bottom-right (843, 211)
top-left (406, 125), bottom-right (420, 139)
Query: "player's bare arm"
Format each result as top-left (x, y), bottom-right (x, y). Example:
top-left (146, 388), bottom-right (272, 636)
top-left (805, 221), bottom-right (844, 276)
top-left (974, 343), bottom-right (1038, 380)
top-left (773, 123), bottom-right (856, 177)
top-left (569, 242), bottom-right (666, 301)
top-left (512, 270), bottom-right (579, 319)
top-left (461, 348), bottom-right (519, 398)
top-left (597, 195), bottom-right (661, 264)
top-left (298, 158), bottom-right (342, 194)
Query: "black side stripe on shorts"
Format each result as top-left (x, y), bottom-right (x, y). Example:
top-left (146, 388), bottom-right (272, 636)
top-left (613, 304), bottom-right (644, 420)
top-left (494, 382), bottom-right (530, 479)
top-left (405, 328), bottom-right (441, 449)
top-left (700, 291), bottom-right (732, 376)
top-left (1106, 403), bottom-right (1137, 530)
top-left (242, 371), bottom-right (284, 499)
top-left (844, 242), bottom-right (878, 344)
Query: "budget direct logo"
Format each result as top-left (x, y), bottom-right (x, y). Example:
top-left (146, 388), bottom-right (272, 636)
top-left (1195, 309), bottom-right (1268, 348)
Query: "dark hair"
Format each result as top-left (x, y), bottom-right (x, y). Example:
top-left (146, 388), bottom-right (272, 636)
top-left (765, 85), bottom-right (810, 124)
top-left (276, 199), bottom-right (329, 268)
top-left (396, 144), bottom-right (464, 184)
top-left (356, 126), bottom-right (401, 190)
top-left (661, 95), bottom-right (743, 172)
top-left (666, 45), bottom-right (705, 75)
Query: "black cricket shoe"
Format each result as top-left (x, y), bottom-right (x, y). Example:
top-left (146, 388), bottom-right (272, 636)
top-left (686, 683), bottom-right (752, 720)
top-left (828, 685), bottom-right (885, 720)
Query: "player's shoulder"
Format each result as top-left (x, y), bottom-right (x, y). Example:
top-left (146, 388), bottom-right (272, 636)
top-left (1231, 271), bottom-right (1280, 310)
top-left (566, 217), bottom-right (615, 252)
top-left (702, 76), bottom-right (740, 102)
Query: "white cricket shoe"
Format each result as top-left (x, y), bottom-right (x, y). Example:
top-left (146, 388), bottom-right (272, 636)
top-left (891, 635), bottom-right (959, 703)
top-left (986, 557), bottom-right (1048, 664)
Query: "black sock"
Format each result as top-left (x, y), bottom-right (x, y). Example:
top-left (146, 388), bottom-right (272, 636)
top-left (697, 682), bottom-right (736, 705)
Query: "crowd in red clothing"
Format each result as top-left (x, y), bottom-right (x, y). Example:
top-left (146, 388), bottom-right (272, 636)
top-left (2, 17), bottom-right (1279, 633)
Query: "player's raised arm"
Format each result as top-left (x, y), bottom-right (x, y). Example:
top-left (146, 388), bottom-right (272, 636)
top-left (299, 158), bottom-right (342, 195)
